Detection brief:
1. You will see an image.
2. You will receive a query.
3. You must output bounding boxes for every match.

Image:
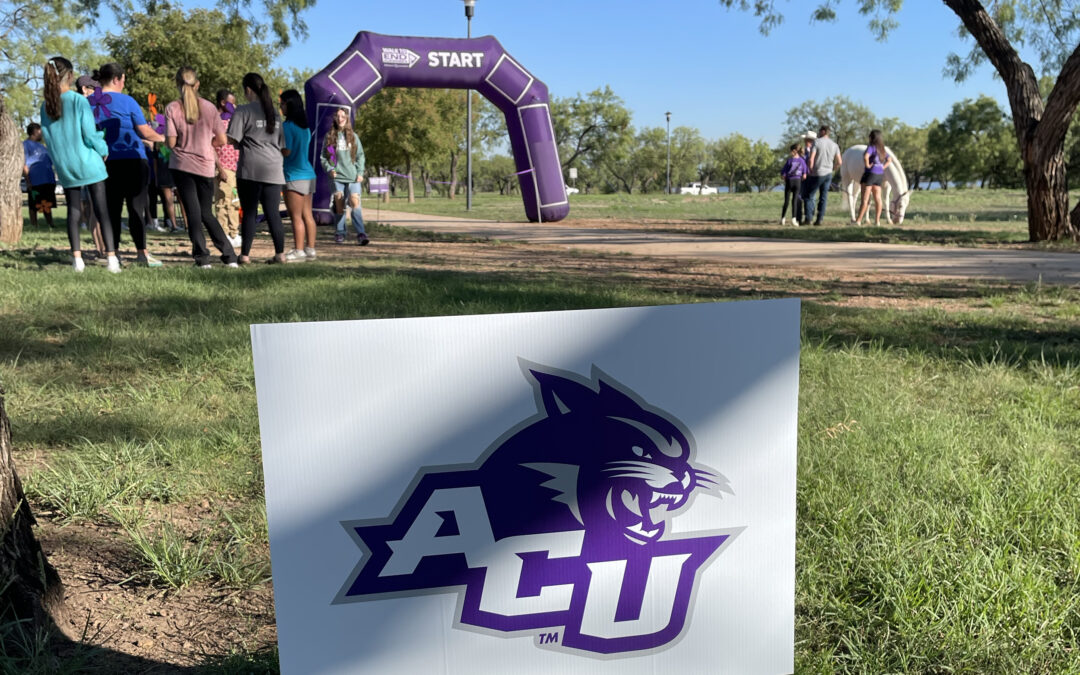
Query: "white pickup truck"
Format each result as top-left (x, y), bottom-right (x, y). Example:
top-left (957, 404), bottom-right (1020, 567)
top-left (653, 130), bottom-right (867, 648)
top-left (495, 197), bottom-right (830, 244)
top-left (679, 182), bottom-right (718, 195)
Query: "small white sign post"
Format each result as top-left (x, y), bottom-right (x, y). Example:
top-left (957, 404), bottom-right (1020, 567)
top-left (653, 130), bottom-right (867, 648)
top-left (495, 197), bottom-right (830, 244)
top-left (252, 300), bottom-right (799, 674)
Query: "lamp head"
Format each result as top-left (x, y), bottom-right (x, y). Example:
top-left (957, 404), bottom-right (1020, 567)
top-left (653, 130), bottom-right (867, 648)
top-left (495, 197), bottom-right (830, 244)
top-left (464, 0), bottom-right (475, 17)
top-left (665, 111), bottom-right (671, 122)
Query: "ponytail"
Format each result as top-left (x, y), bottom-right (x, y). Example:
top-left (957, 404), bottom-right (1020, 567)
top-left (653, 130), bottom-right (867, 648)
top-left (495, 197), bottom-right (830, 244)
top-left (43, 56), bottom-right (73, 121)
top-left (242, 72), bottom-right (275, 133)
top-left (175, 66), bottom-right (200, 124)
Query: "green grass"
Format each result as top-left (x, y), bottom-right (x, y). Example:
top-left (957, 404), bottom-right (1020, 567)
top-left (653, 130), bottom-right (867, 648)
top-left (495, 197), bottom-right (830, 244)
top-left (1, 218), bottom-right (1079, 671)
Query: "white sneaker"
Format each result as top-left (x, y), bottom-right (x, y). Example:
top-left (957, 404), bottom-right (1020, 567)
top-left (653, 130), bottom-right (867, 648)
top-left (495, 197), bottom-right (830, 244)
top-left (226, 262), bottom-right (239, 268)
top-left (780, 218), bottom-right (787, 225)
top-left (106, 256), bottom-right (121, 274)
top-left (197, 264), bottom-right (213, 269)
top-left (136, 253), bottom-right (163, 267)
top-left (303, 247), bottom-right (316, 260)
top-left (284, 249), bottom-right (308, 262)
top-left (73, 257), bottom-right (85, 272)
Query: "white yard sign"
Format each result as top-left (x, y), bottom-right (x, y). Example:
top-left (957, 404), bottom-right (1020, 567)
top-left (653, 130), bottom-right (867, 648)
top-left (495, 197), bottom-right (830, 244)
top-left (252, 300), bottom-right (799, 674)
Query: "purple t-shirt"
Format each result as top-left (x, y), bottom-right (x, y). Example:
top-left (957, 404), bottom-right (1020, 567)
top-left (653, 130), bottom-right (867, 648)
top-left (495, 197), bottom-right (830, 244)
top-left (781, 156), bottom-right (807, 180)
top-left (866, 146), bottom-right (889, 175)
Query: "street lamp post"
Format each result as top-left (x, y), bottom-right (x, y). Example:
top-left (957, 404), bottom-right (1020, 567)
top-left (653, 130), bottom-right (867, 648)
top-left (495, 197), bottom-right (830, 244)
top-left (464, 0), bottom-right (475, 211)
top-left (665, 111), bottom-right (672, 194)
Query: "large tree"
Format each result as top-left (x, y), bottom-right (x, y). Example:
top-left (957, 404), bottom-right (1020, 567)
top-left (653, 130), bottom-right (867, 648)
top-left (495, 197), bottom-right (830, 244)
top-left (551, 86), bottom-right (633, 174)
top-left (104, 8), bottom-right (279, 114)
top-left (928, 95), bottom-right (1019, 187)
top-left (356, 88), bottom-right (461, 202)
top-left (879, 118), bottom-right (931, 188)
top-left (783, 95), bottom-right (879, 153)
top-left (668, 126), bottom-right (708, 190)
top-left (710, 133), bottom-right (754, 193)
top-left (721, 0), bottom-right (1080, 240)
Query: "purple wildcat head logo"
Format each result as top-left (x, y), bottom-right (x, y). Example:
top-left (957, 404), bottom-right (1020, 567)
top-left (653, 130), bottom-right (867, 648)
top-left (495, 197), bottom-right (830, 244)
top-left (336, 364), bottom-right (741, 656)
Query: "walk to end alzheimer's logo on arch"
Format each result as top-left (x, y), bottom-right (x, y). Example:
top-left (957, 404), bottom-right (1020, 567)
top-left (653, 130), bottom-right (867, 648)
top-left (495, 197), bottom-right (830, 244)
top-left (251, 301), bottom-right (799, 674)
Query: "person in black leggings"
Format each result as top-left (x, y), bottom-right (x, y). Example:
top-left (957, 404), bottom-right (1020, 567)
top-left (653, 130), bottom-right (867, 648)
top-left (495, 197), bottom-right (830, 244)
top-left (38, 56), bottom-right (121, 273)
top-left (91, 62), bottom-right (165, 266)
top-left (227, 72), bottom-right (286, 264)
top-left (64, 183), bottom-right (116, 261)
top-left (165, 67), bottom-right (237, 268)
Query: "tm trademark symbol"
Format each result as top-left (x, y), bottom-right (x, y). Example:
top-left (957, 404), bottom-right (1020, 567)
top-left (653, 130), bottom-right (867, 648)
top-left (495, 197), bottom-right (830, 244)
top-left (538, 631), bottom-right (559, 645)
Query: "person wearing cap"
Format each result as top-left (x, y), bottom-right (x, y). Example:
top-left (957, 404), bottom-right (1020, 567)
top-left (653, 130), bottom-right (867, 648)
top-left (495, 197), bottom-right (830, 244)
top-left (804, 125), bottom-right (842, 226)
top-left (75, 74), bottom-right (98, 96)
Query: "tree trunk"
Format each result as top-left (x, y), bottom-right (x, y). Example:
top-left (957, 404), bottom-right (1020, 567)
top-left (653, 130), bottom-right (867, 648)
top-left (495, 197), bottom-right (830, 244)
top-left (406, 158), bottom-right (415, 203)
top-left (0, 95), bottom-right (25, 245)
top-left (944, 0), bottom-right (1080, 241)
top-left (0, 385), bottom-right (67, 635)
top-left (448, 151), bottom-right (458, 200)
top-left (1023, 143), bottom-right (1072, 241)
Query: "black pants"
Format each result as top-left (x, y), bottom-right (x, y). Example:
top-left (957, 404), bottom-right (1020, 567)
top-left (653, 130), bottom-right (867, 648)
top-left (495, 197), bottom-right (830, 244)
top-left (237, 179), bottom-right (285, 256)
top-left (782, 178), bottom-right (802, 221)
top-left (147, 183), bottom-right (173, 227)
top-left (173, 170), bottom-right (237, 265)
top-left (64, 182), bottom-right (115, 253)
top-left (105, 158), bottom-right (149, 251)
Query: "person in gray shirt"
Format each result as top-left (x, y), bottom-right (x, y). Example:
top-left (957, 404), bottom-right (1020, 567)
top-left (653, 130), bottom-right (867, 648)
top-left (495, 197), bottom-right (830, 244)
top-left (228, 72), bottom-right (286, 263)
top-left (803, 125), bottom-right (842, 226)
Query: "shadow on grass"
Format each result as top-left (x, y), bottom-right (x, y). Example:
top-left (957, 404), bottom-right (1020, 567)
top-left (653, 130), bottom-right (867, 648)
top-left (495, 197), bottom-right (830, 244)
top-left (2, 251), bottom-right (1079, 450)
top-left (661, 226), bottom-right (1028, 246)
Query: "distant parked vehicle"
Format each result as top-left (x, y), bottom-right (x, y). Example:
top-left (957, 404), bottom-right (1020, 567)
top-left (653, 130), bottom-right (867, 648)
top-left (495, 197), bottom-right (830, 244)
top-left (679, 182), bottom-right (718, 195)
top-left (566, 186), bottom-right (580, 195)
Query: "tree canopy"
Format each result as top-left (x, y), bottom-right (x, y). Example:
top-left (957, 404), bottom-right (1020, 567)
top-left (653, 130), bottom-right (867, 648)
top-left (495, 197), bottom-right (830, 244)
top-left (0, 0), bottom-right (100, 124)
top-left (104, 8), bottom-right (279, 114)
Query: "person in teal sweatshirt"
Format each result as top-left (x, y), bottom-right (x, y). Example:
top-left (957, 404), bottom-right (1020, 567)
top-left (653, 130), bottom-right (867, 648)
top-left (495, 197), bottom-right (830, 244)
top-left (39, 56), bottom-right (120, 273)
top-left (320, 107), bottom-right (368, 245)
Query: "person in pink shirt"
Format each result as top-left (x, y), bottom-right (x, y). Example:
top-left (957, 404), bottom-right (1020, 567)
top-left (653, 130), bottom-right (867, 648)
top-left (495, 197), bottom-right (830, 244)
top-left (165, 67), bottom-right (237, 267)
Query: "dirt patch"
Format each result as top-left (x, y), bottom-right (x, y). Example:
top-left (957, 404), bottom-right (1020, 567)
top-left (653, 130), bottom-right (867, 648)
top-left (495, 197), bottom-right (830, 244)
top-left (32, 514), bottom-right (275, 672)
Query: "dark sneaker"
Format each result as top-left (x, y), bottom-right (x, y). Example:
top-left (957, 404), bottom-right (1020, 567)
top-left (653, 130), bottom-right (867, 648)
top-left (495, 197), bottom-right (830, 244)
top-left (334, 233), bottom-right (345, 244)
top-left (358, 234), bottom-right (370, 246)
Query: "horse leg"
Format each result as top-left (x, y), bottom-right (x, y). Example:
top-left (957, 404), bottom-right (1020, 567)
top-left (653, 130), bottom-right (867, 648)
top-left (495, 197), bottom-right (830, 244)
top-left (884, 181), bottom-right (893, 225)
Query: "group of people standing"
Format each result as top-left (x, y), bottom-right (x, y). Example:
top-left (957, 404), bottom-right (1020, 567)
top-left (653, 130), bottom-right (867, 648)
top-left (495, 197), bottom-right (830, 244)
top-left (779, 125), bottom-right (892, 227)
top-left (779, 125), bottom-right (842, 227)
top-left (31, 56), bottom-right (369, 272)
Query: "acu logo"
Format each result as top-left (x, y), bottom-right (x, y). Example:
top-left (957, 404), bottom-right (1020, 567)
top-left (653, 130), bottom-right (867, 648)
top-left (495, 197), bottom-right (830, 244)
top-left (335, 364), bottom-right (742, 656)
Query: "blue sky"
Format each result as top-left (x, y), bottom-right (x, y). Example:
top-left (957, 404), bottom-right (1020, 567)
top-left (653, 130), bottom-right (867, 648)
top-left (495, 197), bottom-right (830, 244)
top-left (161, 1), bottom-right (1029, 143)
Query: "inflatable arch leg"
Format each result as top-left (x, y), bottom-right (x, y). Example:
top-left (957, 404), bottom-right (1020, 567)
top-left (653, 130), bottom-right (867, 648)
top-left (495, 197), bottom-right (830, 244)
top-left (304, 31), bottom-right (569, 224)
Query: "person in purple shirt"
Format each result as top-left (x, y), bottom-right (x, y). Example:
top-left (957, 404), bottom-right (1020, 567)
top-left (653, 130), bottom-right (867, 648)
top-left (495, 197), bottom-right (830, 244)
top-left (855, 129), bottom-right (893, 227)
top-left (779, 143), bottom-right (807, 226)
top-left (23, 123), bottom-right (56, 229)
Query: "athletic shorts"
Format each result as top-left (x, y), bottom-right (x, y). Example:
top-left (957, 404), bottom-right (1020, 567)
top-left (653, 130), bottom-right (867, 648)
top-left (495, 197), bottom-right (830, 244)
top-left (285, 178), bottom-right (316, 195)
top-left (28, 184), bottom-right (57, 209)
top-left (860, 171), bottom-right (884, 187)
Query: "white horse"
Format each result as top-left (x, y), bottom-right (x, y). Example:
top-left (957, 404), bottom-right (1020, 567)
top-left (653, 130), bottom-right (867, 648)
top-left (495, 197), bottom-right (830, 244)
top-left (840, 145), bottom-right (911, 225)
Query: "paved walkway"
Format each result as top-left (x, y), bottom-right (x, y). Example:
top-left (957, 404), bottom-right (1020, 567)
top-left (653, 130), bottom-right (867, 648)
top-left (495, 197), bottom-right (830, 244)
top-left (372, 210), bottom-right (1080, 285)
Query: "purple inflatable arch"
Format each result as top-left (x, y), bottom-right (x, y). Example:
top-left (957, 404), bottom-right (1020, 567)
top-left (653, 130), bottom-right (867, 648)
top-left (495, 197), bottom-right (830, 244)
top-left (304, 32), bottom-right (569, 223)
